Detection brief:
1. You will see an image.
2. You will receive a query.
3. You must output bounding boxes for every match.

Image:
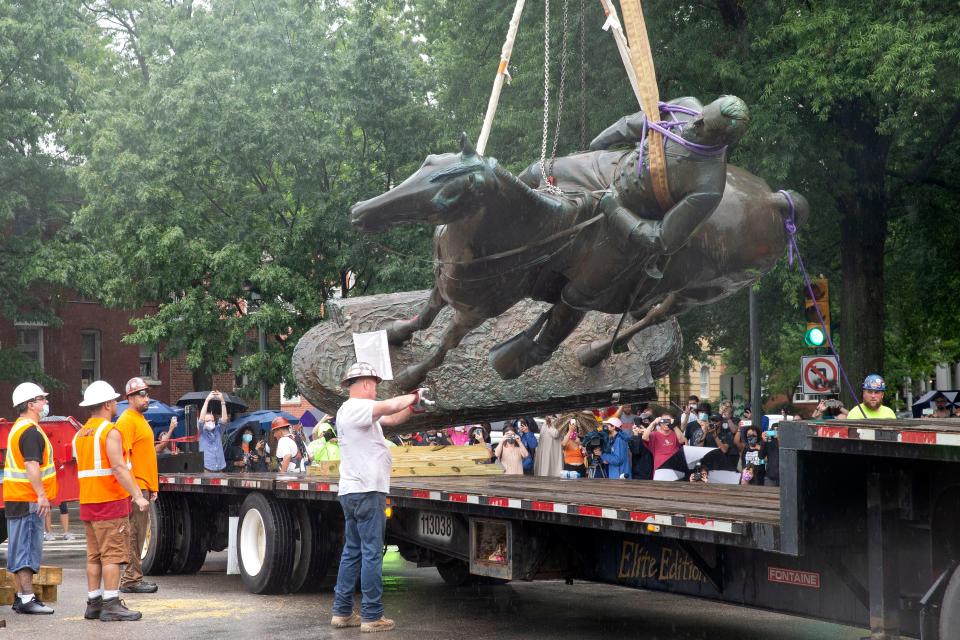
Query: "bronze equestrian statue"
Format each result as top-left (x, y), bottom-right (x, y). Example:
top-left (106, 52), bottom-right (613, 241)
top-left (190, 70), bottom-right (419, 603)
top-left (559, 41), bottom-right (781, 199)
top-left (350, 96), bottom-right (808, 389)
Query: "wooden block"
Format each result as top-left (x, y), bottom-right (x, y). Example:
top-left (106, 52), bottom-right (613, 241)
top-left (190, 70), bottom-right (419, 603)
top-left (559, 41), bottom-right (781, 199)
top-left (0, 585), bottom-right (16, 606)
top-left (0, 569), bottom-right (15, 588)
top-left (33, 566), bottom-right (63, 586)
top-left (35, 584), bottom-right (57, 602)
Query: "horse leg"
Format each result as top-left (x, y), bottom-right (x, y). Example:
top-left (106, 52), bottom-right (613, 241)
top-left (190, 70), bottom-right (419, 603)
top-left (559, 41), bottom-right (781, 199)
top-left (392, 309), bottom-right (485, 390)
top-left (576, 293), bottom-right (677, 368)
top-left (489, 302), bottom-right (586, 380)
top-left (385, 286), bottom-right (446, 345)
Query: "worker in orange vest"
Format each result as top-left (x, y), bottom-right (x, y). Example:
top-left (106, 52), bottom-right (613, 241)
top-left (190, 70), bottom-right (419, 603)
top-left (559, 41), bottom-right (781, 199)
top-left (115, 377), bottom-right (160, 594)
top-left (3, 382), bottom-right (57, 615)
top-left (73, 380), bottom-right (149, 622)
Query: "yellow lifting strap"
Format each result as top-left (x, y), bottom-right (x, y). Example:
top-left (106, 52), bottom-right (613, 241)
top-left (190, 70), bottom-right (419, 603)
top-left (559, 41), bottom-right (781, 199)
top-left (603, 0), bottom-right (672, 209)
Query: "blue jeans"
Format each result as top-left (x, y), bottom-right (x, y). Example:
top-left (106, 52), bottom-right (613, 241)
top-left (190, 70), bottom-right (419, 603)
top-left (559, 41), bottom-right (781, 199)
top-left (333, 492), bottom-right (386, 621)
top-left (6, 504), bottom-right (43, 574)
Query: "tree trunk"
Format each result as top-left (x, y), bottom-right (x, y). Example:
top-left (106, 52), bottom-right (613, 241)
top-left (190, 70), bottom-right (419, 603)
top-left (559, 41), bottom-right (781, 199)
top-left (835, 104), bottom-right (891, 397)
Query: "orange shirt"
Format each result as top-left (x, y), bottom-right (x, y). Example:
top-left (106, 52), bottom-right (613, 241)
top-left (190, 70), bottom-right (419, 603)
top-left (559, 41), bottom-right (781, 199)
top-left (74, 417), bottom-right (130, 505)
top-left (116, 408), bottom-right (159, 492)
top-left (563, 440), bottom-right (585, 466)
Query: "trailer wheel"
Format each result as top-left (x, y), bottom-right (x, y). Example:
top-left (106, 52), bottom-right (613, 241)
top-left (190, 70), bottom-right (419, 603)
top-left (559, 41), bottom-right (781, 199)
top-left (941, 565), bottom-right (960, 639)
top-left (238, 492), bottom-right (295, 594)
top-left (287, 503), bottom-right (317, 593)
top-left (142, 494), bottom-right (177, 575)
top-left (436, 558), bottom-right (472, 586)
top-left (168, 497), bottom-right (210, 575)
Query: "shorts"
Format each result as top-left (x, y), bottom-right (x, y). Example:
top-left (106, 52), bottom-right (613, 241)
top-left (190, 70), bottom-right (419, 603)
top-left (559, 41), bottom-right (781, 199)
top-left (6, 505), bottom-right (43, 573)
top-left (85, 517), bottom-right (131, 566)
top-left (59, 501), bottom-right (71, 515)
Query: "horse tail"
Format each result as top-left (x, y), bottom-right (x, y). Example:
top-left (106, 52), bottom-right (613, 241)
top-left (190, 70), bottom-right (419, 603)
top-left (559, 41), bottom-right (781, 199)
top-left (774, 189), bottom-right (810, 227)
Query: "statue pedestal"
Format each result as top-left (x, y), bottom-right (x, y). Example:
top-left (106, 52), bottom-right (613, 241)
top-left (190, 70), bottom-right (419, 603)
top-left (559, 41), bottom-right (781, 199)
top-left (292, 290), bottom-right (681, 432)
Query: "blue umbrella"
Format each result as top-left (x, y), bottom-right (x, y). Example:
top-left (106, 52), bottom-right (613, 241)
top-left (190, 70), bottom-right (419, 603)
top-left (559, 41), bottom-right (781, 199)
top-left (115, 400), bottom-right (186, 438)
top-left (226, 410), bottom-right (300, 437)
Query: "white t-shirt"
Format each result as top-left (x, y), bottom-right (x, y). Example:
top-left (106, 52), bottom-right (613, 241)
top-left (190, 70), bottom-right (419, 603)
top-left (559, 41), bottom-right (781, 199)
top-left (336, 398), bottom-right (392, 495)
top-left (276, 435), bottom-right (300, 470)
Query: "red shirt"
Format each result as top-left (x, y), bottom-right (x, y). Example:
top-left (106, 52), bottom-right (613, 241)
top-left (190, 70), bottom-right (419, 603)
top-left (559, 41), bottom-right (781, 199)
top-left (80, 498), bottom-right (131, 522)
top-left (644, 429), bottom-right (682, 470)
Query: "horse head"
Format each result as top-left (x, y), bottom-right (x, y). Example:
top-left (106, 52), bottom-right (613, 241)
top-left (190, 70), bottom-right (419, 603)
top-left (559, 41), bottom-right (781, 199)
top-left (351, 134), bottom-right (499, 233)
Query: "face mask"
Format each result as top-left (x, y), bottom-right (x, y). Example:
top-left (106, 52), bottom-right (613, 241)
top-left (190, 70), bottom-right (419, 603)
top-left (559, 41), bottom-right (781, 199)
top-left (747, 435), bottom-right (758, 446)
top-left (39, 404), bottom-right (50, 419)
top-left (698, 412), bottom-right (709, 422)
top-left (242, 434), bottom-right (253, 443)
top-left (204, 421), bottom-right (216, 431)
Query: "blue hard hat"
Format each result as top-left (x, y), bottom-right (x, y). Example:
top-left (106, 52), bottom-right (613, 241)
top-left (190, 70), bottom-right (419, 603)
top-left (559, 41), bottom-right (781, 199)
top-left (862, 374), bottom-right (886, 391)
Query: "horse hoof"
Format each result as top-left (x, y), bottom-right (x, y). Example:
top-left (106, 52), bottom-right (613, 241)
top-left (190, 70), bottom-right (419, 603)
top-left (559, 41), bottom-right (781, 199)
top-left (576, 341), bottom-right (608, 368)
top-left (392, 366), bottom-right (425, 391)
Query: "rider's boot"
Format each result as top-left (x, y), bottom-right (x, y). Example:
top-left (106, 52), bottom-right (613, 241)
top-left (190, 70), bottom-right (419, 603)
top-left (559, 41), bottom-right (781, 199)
top-left (601, 194), bottom-right (664, 279)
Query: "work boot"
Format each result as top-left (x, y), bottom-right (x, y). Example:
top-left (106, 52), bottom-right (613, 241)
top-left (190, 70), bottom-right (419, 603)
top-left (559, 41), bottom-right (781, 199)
top-left (99, 597), bottom-right (142, 622)
top-left (120, 581), bottom-right (158, 594)
top-left (360, 617), bottom-right (396, 633)
top-left (331, 612), bottom-right (362, 628)
top-left (84, 596), bottom-right (103, 620)
top-left (13, 597), bottom-right (54, 614)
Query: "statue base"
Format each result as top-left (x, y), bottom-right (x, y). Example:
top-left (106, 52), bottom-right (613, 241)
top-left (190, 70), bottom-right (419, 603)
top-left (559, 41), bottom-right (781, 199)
top-left (292, 290), bottom-right (681, 432)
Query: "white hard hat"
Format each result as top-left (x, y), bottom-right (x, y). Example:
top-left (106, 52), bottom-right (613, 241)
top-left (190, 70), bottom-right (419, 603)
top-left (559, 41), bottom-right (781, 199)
top-left (340, 362), bottom-right (382, 387)
top-left (12, 382), bottom-right (48, 408)
top-left (79, 380), bottom-right (121, 407)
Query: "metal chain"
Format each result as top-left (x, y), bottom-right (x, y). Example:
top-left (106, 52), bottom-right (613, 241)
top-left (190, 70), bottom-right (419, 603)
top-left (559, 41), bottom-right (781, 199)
top-left (538, 0), bottom-right (552, 190)
top-left (578, 0), bottom-right (587, 149)
top-left (546, 0), bottom-right (569, 181)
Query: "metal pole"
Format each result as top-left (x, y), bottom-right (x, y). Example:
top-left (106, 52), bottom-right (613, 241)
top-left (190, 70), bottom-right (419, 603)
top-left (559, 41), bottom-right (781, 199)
top-left (749, 285), bottom-right (762, 419)
top-left (258, 325), bottom-right (268, 410)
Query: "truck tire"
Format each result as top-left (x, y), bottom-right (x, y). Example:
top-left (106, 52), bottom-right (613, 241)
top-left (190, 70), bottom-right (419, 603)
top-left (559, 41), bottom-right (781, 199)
top-left (168, 496), bottom-right (209, 575)
top-left (143, 494), bottom-right (177, 575)
top-left (238, 492), bottom-right (295, 594)
top-left (941, 565), bottom-right (960, 639)
top-left (287, 504), bottom-right (321, 593)
top-left (437, 558), bottom-right (472, 586)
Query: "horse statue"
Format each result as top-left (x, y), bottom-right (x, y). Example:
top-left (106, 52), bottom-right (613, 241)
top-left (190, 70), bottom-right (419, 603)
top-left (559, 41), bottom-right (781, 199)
top-left (350, 97), bottom-right (808, 390)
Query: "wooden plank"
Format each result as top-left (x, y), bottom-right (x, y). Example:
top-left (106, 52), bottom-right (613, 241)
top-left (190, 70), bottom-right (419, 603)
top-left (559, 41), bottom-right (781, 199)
top-left (33, 566), bottom-right (63, 586)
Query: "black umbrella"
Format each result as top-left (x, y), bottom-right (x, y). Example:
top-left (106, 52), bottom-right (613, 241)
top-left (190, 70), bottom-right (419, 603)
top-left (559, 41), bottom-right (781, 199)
top-left (176, 391), bottom-right (248, 414)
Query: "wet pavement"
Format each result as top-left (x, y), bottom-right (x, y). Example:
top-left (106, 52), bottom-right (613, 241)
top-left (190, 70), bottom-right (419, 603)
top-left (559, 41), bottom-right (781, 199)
top-left (0, 535), bottom-right (868, 640)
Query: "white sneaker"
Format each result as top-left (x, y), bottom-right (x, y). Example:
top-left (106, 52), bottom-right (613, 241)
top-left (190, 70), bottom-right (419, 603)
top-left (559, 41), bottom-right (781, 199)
top-left (62, 532), bottom-right (76, 541)
top-left (43, 532), bottom-right (55, 542)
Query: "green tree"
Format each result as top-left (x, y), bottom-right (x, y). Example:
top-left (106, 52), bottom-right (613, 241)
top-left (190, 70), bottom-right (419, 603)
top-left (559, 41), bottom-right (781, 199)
top-left (0, 0), bottom-right (90, 385)
top-left (71, 0), bottom-right (439, 395)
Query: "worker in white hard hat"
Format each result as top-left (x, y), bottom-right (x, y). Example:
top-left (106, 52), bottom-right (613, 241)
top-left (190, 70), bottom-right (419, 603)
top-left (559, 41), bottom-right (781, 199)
top-left (4, 382), bottom-right (57, 614)
top-left (330, 363), bottom-right (433, 633)
top-left (73, 380), bottom-right (150, 622)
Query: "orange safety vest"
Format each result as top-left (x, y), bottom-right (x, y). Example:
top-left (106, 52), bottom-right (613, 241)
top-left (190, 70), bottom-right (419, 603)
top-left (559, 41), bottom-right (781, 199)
top-left (116, 409), bottom-right (159, 492)
top-left (73, 417), bottom-right (130, 505)
top-left (2, 417), bottom-right (58, 503)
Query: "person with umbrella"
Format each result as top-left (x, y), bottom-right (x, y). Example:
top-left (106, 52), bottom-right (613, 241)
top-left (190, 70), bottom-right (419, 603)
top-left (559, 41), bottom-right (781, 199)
top-left (198, 391), bottom-right (228, 473)
top-left (228, 426), bottom-right (269, 473)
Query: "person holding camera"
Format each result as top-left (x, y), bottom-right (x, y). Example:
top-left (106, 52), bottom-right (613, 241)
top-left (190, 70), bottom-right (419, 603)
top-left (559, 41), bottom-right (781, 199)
top-left (739, 424), bottom-right (765, 485)
top-left (760, 424), bottom-right (780, 486)
top-left (600, 417), bottom-right (631, 479)
top-left (689, 462), bottom-right (709, 483)
top-left (561, 419), bottom-right (587, 478)
top-left (197, 390), bottom-right (228, 473)
top-left (534, 416), bottom-right (563, 477)
top-left (642, 413), bottom-right (687, 476)
top-left (812, 398), bottom-right (847, 420)
top-left (495, 426), bottom-right (529, 475)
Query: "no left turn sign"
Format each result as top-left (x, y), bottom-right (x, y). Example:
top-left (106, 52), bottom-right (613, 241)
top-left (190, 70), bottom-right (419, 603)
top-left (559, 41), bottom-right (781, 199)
top-left (801, 355), bottom-right (839, 394)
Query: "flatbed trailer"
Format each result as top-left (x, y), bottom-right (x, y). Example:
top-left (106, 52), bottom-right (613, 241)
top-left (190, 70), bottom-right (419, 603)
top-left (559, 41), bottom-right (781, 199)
top-left (128, 419), bottom-right (960, 639)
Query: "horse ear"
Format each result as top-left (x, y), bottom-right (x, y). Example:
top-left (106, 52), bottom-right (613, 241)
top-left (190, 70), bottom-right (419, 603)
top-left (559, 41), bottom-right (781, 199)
top-left (460, 132), bottom-right (477, 157)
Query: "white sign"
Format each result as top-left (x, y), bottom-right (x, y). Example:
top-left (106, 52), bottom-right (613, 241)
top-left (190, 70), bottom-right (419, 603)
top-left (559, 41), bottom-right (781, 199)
top-left (352, 330), bottom-right (394, 381)
top-left (801, 355), bottom-right (839, 394)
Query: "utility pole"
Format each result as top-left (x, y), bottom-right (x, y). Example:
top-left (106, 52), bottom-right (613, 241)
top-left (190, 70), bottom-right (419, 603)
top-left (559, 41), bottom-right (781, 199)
top-left (749, 285), bottom-right (762, 419)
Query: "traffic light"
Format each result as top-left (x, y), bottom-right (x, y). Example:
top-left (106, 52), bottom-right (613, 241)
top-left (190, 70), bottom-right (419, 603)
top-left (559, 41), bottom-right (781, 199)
top-left (803, 277), bottom-right (830, 347)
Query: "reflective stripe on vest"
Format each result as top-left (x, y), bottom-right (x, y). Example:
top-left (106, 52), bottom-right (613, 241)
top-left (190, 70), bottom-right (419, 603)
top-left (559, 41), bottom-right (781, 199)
top-left (2, 417), bottom-right (57, 501)
top-left (76, 420), bottom-right (131, 478)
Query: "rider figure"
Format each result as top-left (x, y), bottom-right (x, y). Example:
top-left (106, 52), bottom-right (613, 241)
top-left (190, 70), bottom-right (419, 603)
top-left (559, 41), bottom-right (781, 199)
top-left (580, 95), bottom-right (749, 291)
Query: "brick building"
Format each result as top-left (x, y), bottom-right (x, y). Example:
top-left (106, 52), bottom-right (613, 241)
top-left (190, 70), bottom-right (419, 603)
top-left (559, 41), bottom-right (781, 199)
top-left (1, 291), bottom-right (279, 421)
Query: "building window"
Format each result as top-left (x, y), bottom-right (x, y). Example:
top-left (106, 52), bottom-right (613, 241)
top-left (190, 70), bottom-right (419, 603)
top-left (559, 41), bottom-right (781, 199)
top-left (16, 325), bottom-right (44, 369)
top-left (699, 365), bottom-right (710, 399)
top-left (280, 383), bottom-right (300, 404)
top-left (139, 344), bottom-right (159, 382)
top-left (80, 330), bottom-right (101, 393)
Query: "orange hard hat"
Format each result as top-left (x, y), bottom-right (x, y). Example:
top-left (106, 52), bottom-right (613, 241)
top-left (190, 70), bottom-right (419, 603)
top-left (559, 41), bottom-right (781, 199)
top-left (271, 416), bottom-right (291, 431)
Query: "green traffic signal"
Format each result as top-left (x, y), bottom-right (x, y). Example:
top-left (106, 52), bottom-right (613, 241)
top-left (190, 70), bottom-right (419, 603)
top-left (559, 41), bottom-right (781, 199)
top-left (804, 326), bottom-right (826, 347)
